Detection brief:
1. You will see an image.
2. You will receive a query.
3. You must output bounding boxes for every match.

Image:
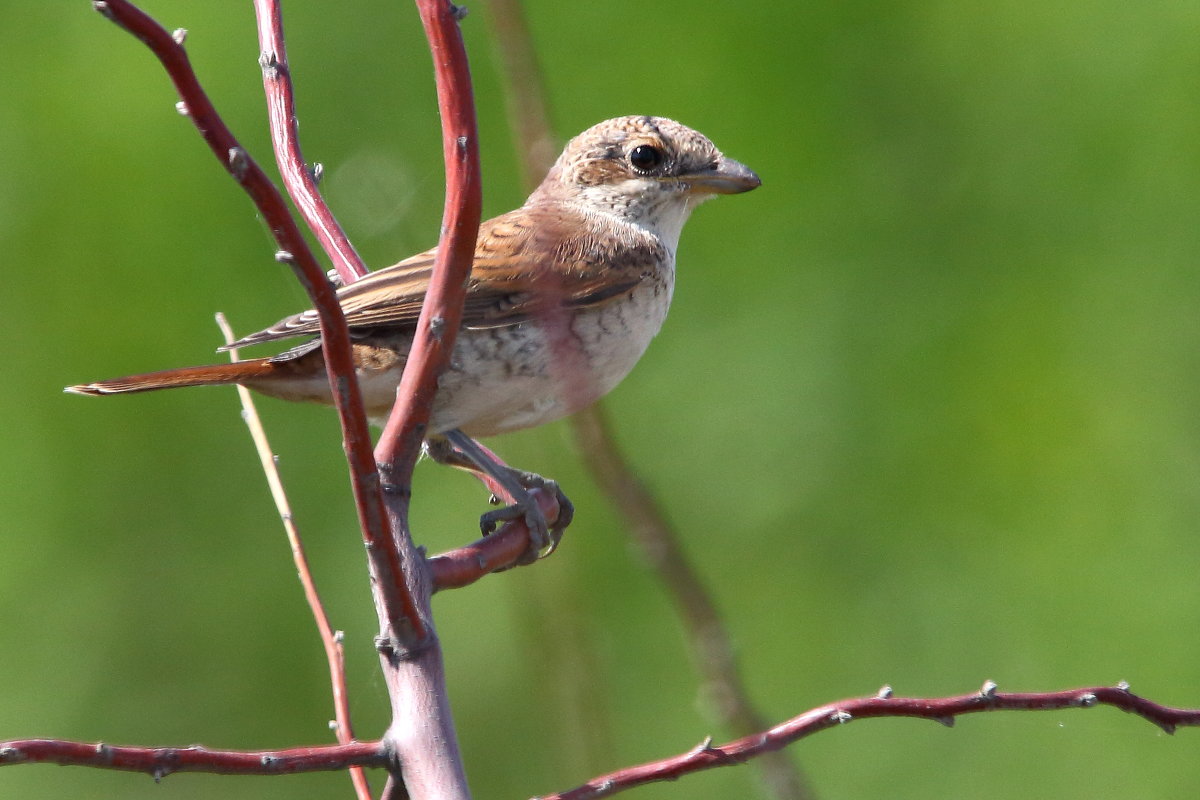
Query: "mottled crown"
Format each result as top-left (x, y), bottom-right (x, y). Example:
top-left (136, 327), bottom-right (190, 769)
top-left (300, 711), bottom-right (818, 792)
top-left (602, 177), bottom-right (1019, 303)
top-left (533, 116), bottom-right (723, 196)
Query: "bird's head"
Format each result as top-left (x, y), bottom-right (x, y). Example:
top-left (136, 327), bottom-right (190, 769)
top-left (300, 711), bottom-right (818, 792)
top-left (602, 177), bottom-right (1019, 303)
top-left (531, 116), bottom-right (760, 246)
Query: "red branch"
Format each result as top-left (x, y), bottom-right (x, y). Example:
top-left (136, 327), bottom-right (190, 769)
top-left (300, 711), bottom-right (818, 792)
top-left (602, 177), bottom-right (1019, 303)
top-left (428, 488), bottom-right (561, 590)
top-left (541, 683), bottom-right (1200, 799)
top-left (253, 0), bottom-right (369, 285)
top-left (91, 0), bottom-right (422, 643)
top-left (0, 739), bottom-right (385, 778)
top-left (373, 0), bottom-right (481, 476)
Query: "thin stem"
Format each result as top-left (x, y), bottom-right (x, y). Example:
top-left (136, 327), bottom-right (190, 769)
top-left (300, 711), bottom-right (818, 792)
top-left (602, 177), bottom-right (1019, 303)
top-left (0, 739), bottom-right (385, 777)
top-left (253, 0), bottom-right (369, 285)
top-left (217, 313), bottom-right (372, 800)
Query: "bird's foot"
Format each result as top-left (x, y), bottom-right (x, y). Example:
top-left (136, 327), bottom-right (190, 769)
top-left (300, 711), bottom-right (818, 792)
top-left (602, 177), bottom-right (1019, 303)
top-left (480, 472), bottom-right (574, 565)
top-left (427, 431), bottom-right (575, 566)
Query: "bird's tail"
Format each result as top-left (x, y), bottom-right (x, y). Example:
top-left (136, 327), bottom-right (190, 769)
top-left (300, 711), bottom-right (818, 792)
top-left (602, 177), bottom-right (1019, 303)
top-left (65, 359), bottom-right (279, 397)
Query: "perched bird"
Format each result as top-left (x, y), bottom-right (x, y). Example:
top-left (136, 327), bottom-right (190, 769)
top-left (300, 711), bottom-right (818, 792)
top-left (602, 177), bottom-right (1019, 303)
top-left (68, 116), bottom-right (760, 554)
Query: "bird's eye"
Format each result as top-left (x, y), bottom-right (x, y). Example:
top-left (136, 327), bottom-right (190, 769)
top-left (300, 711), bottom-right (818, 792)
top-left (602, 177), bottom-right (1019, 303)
top-left (628, 144), bottom-right (664, 173)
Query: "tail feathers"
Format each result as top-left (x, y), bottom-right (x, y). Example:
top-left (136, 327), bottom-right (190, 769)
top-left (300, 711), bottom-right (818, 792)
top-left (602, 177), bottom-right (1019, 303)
top-left (66, 359), bottom-right (278, 397)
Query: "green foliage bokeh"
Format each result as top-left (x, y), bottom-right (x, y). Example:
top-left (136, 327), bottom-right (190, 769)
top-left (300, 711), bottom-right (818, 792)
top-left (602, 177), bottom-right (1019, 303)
top-left (2, 1), bottom-right (1198, 798)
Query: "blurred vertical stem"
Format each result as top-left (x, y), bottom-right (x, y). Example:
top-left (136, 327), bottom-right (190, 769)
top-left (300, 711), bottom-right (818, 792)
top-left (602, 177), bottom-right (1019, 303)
top-left (482, 1), bottom-right (812, 798)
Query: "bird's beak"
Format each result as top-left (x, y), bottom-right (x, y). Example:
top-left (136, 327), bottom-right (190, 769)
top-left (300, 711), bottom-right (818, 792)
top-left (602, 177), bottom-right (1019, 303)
top-left (681, 157), bottom-right (761, 195)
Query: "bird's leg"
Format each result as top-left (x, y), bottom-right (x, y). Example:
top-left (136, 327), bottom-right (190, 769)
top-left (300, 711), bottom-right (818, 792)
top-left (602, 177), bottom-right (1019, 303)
top-left (425, 430), bottom-right (574, 564)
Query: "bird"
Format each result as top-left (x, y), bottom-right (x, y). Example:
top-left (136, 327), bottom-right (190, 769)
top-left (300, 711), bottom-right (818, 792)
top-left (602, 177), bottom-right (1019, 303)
top-left (68, 115), bottom-right (760, 556)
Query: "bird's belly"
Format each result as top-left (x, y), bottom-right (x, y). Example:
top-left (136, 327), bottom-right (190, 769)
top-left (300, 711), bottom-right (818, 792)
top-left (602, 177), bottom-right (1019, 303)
top-left (430, 281), bottom-right (672, 437)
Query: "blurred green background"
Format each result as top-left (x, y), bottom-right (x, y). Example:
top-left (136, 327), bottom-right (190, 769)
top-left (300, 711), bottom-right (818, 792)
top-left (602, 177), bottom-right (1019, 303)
top-left (2, 1), bottom-right (1198, 798)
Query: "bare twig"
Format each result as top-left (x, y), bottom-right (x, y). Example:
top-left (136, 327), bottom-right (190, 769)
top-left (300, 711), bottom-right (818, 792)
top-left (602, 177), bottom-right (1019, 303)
top-left (93, 0), bottom-right (423, 644)
top-left (253, 0), bottom-right (369, 285)
top-left (0, 739), bottom-right (385, 778)
top-left (538, 683), bottom-right (1200, 800)
top-left (217, 313), bottom-right (372, 800)
top-left (373, 1), bottom-right (482, 476)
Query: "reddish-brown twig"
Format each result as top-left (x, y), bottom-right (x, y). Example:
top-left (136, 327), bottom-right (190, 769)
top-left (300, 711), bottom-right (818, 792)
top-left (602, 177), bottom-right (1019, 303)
top-left (0, 739), bottom-right (385, 778)
top-left (428, 488), bottom-right (562, 590)
top-left (92, 0), bottom-right (422, 644)
top-left (217, 313), bottom-right (372, 800)
top-left (253, 0), bottom-right (369, 285)
top-left (539, 682), bottom-right (1200, 799)
top-left (373, 1), bottom-right (482, 476)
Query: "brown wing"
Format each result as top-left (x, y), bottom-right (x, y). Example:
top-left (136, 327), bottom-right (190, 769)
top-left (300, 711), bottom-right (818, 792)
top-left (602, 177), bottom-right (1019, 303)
top-left (223, 204), bottom-right (664, 350)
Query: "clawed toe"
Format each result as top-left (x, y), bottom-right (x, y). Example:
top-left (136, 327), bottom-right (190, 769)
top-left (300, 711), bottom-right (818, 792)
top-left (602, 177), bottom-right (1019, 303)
top-left (478, 478), bottom-right (570, 565)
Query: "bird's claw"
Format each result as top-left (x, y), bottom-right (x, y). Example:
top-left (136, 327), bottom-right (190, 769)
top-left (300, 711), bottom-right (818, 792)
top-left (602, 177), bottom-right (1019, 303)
top-left (478, 476), bottom-right (574, 566)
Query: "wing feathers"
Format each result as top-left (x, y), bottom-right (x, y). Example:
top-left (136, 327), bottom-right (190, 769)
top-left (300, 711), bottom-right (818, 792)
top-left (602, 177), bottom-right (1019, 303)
top-left (223, 204), bottom-right (664, 350)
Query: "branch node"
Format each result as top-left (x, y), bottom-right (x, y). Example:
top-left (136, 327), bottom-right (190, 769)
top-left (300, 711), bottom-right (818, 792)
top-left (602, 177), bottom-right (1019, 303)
top-left (92, 1), bottom-right (113, 19)
top-left (260, 754), bottom-right (282, 771)
top-left (934, 716), bottom-right (956, 728)
top-left (310, 161), bottom-right (325, 184)
top-left (877, 684), bottom-right (894, 699)
top-left (152, 765), bottom-right (171, 783)
top-left (450, 3), bottom-right (469, 21)
top-left (429, 314), bottom-right (446, 341)
top-left (1116, 680), bottom-right (1131, 692)
top-left (258, 50), bottom-right (281, 76)
top-left (687, 736), bottom-right (715, 757)
top-left (94, 742), bottom-right (113, 762)
top-left (829, 710), bottom-right (852, 724)
top-left (174, 101), bottom-right (189, 116)
top-left (1077, 692), bottom-right (1098, 707)
top-left (227, 147), bottom-right (250, 179)
top-left (381, 480), bottom-right (411, 498)
top-left (0, 746), bottom-right (25, 763)
top-left (979, 679), bottom-right (998, 699)
top-left (274, 250), bottom-right (295, 264)
top-left (171, 27), bottom-right (187, 45)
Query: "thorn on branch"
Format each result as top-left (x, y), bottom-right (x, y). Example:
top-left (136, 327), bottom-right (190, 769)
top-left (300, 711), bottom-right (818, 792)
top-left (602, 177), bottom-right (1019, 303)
top-left (92, 1), bottom-right (113, 19)
top-left (980, 679), bottom-right (998, 699)
top-left (829, 710), bottom-right (852, 724)
top-left (310, 161), bottom-right (324, 184)
top-left (1117, 680), bottom-right (1131, 692)
top-left (1077, 693), bottom-right (1098, 707)
top-left (449, 3), bottom-right (468, 21)
top-left (258, 51), bottom-right (281, 77)
top-left (274, 250), bottom-right (295, 264)
top-left (374, 634), bottom-right (397, 658)
top-left (175, 101), bottom-right (189, 116)
top-left (877, 684), bottom-right (894, 699)
top-left (171, 28), bottom-right (187, 45)
top-left (227, 147), bottom-right (250, 179)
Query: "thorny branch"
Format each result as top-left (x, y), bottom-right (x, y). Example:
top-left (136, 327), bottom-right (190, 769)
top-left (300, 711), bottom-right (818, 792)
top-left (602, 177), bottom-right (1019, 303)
top-left (91, 0), bottom-right (423, 643)
top-left (539, 682), bottom-right (1200, 800)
